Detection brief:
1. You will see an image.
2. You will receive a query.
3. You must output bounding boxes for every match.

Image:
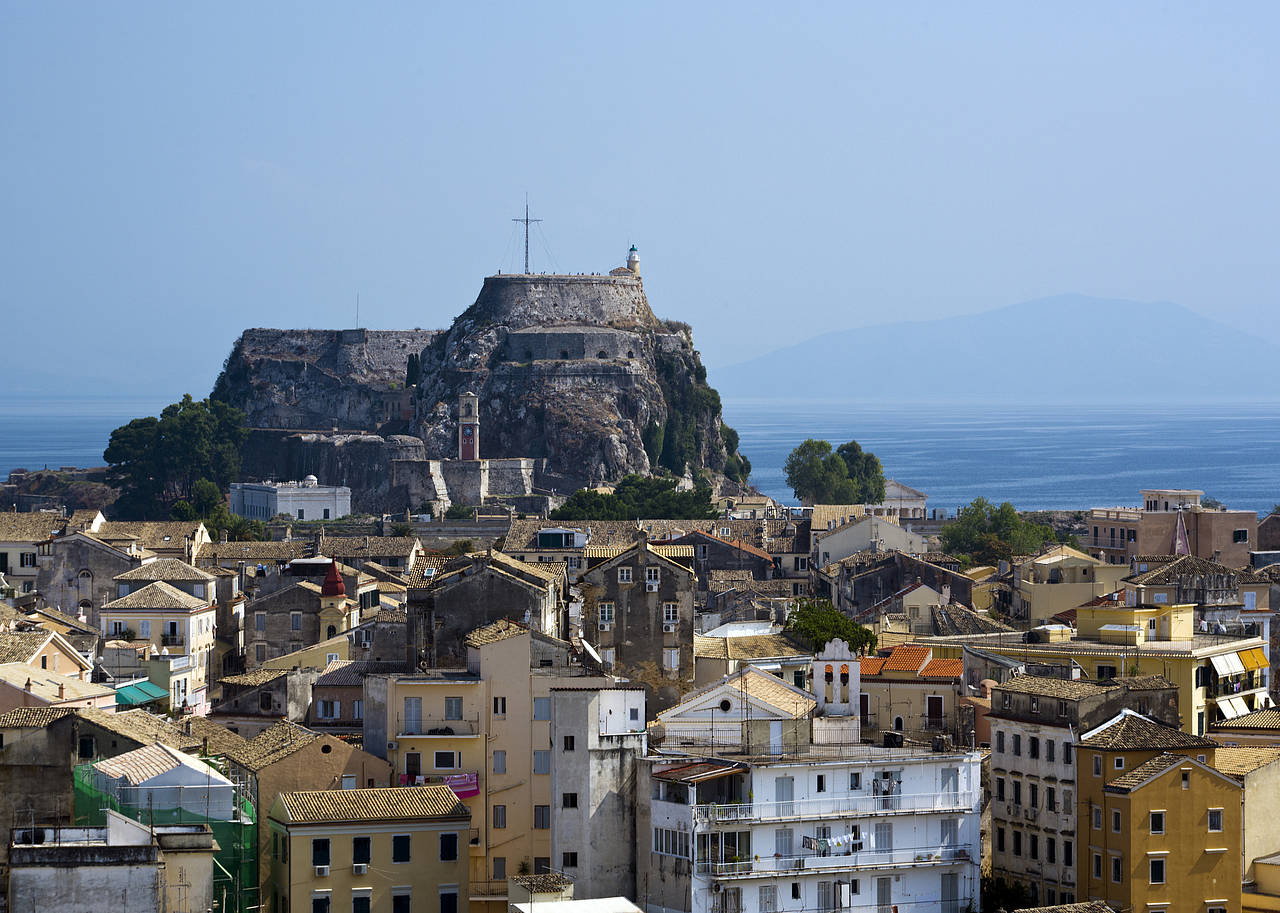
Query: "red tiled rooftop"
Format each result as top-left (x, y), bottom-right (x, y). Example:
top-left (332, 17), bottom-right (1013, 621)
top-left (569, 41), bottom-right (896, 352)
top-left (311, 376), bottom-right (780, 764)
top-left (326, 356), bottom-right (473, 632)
top-left (857, 656), bottom-right (887, 676)
top-left (919, 658), bottom-right (963, 679)
top-left (881, 645), bottom-right (931, 673)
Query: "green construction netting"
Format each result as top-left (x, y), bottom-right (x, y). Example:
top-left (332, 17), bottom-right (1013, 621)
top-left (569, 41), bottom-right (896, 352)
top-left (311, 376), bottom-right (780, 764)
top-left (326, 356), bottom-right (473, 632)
top-left (73, 756), bottom-right (259, 913)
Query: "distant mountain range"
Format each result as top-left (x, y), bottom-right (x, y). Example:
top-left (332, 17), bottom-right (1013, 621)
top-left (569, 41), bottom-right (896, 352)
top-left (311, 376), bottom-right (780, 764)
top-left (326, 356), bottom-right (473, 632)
top-left (713, 294), bottom-right (1274, 403)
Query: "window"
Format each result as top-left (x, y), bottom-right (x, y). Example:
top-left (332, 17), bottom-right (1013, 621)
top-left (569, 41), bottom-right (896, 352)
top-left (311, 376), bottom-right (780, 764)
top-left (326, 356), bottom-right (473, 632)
top-left (1209, 808), bottom-right (1224, 832)
top-left (291, 612), bottom-right (302, 631)
top-left (1058, 699), bottom-right (1068, 717)
top-left (1112, 809), bottom-right (1121, 833)
top-left (1012, 781), bottom-right (1022, 806)
top-left (563, 792), bottom-right (578, 808)
top-left (816, 774), bottom-right (826, 793)
top-left (1092, 807), bottom-right (1102, 830)
top-left (1234, 529), bottom-right (1249, 543)
top-left (1092, 853), bottom-right (1102, 880)
top-left (492, 750), bottom-right (506, 774)
top-left (1047, 837), bottom-right (1056, 864)
top-left (1063, 840), bottom-right (1073, 867)
top-left (759, 885), bottom-right (777, 913)
top-left (256, 643), bottom-right (266, 662)
top-left (533, 697), bottom-right (551, 720)
top-left (255, 612), bottom-right (266, 632)
top-left (19, 553), bottom-right (36, 568)
top-left (434, 751), bottom-right (457, 769)
top-left (598, 602), bottom-right (614, 623)
top-left (312, 895), bottom-right (330, 913)
top-left (298, 509), bottom-right (305, 520)
top-left (444, 697), bottom-right (462, 720)
top-left (1150, 811), bottom-right (1165, 834)
top-left (493, 857), bottom-right (506, 880)
top-left (1012, 830), bottom-right (1022, 857)
top-left (312, 838), bottom-right (330, 867)
top-left (1029, 737), bottom-right (1039, 759)
top-left (1097, 664), bottom-right (1117, 680)
top-left (996, 731), bottom-right (1005, 753)
top-left (775, 828), bottom-right (794, 857)
top-left (1182, 769), bottom-right (1190, 789)
top-left (392, 835), bottom-right (410, 862)
top-left (436, 830), bottom-right (459, 861)
top-left (1030, 784), bottom-right (1038, 808)
top-left (654, 827), bottom-right (689, 858)
top-left (995, 778), bottom-right (1005, 801)
top-left (1115, 756), bottom-right (1125, 770)
top-left (1046, 740), bottom-right (1055, 763)
top-left (533, 750), bottom-right (551, 774)
top-left (534, 805), bottom-right (551, 829)
top-left (352, 700), bottom-right (363, 720)
top-left (562, 851), bottom-right (578, 868)
top-left (493, 805), bottom-right (507, 828)
top-left (1111, 855), bottom-right (1123, 883)
top-left (618, 568), bottom-right (632, 583)
top-left (663, 648), bottom-right (680, 671)
top-left (850, 772), bottom-right (861, 790)
top-left (1063, 742), bottom-right (1072, 765)
top-left (493, 696), bottom-right (506, 716)
top-left (563, 735), bottom-right (575, 751)
top-left (996, 827), bottom-right (1005, 852)
top-left (1012, 734), bottom-right (1021, 756)
top-left (440, 890), bottom-right (458, 913)
top-left (1149, 857), bottom-right (1165, 884)
top-left (350, 836), bottom-right (371, 864)
top-left (317, 700), bottom-right (340, 720)
top-left (663, 602), bottom-right (679, 623)
top-left (646, 567), bottom-right (660, 584)
top-left (791, 884), bottom-right (802, 901)
top-left (1030, 835), bottom-right (1039, 860)
top-left (602, 648), bottom-right (615, 667)
top-left (1093, 755), bottom-right (1102, 777)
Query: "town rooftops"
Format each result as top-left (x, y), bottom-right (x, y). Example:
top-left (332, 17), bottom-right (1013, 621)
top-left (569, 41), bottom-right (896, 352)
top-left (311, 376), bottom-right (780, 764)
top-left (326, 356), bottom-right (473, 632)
top-left (0, 706), bottom-right (205, 751)
top-left (993, 674), bottom-right (1114, 701)
top-left (880, 644), bottom-right (931, 673)
top-left (1014, 900), bottom-right (1128, 913)
top-left (918, 658), bottom-right (963, 679)
top-left (652, 760), bottom-right (744, 783)
top-left (1212, 746), bottom-right (1280, 779)
top-left (0, 511), bottom-right (65, 542)
top-left (464, 618), bottom-right (529, 648)
top-left (273, 785), bottom-right (468, 824)
top-left (1210, 706), bottom-right (1280, 731)
top-left (316, 660), bottom-right (411, 688)
top-left (582, 543), bottom-right (695, 560)
top-left (0, 664), bottom-right (115, 704)
top-left (93, 742), bottom-right (199, 785)
top-left (227, 719), bottom-right (323, 771)
top-left (114, 559), bottom-right (214, 582)
top-left (509, 872), bottom-right (576, 893)
top-left (721, 665), bottom-right (816, 716)
top-left (104, 581), bottom-right (209, 611)
top-left (220, 668), bottom-right (289, 689)
top-left (857, 656), bottom-right (887, 676)
top-left (94, 521), bottom-right (205, 549)
top-left (318, 535), bottom-right (421, 558)
top-left (1105, 752), bottom-right (1240, 794)
top-left (198, 540), bottom-right (311, 562)
top-left (1078, 708), bottom-right (1217, 751)
top-left (692, 632), bottom-right (809, 661)
top-left (0, 706), bottom-right (77, 728)
top-left (179, 715), bottom-right (250, 756)
top-left (1126, 553), bottom-right (1270, 586)
top-left (0, 630), bottom-right (61, 664)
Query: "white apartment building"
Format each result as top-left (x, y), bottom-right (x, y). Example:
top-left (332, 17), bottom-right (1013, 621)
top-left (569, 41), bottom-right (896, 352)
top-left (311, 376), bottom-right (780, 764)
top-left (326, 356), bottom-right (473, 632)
top-left (229, 476), bottom-right (352, 521)
top-left (638, 642), bottom-right (981, 913)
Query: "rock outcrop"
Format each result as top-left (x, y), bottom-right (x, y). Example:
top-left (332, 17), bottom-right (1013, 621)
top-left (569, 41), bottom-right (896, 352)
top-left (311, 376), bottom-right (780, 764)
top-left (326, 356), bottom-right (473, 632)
top-left (212, 265), bottom-right (749, 504)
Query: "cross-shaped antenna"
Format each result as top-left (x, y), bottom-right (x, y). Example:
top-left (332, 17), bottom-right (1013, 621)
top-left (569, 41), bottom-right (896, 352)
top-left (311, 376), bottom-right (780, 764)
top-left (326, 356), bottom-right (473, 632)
top-left (512, 197), bottom-right (542, 274)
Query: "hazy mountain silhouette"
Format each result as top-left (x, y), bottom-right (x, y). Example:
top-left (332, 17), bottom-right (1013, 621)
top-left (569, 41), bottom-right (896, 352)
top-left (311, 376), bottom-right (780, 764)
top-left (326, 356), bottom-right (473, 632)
top-left (714, 294), bottom-right (1273, 403)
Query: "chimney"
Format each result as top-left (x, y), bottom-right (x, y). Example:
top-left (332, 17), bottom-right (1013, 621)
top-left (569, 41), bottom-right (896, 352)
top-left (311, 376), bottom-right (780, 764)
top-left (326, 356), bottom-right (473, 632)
top-left (220, 529), bottom-right (229, 544)
top-left (24, 678), bottom-right (31, 692)
top-left (364, 536), bottom-right (370, 549)
top-left (942, 584), bottom-right (951, 605)
top-left (58, 682), bottom-right (65, 699)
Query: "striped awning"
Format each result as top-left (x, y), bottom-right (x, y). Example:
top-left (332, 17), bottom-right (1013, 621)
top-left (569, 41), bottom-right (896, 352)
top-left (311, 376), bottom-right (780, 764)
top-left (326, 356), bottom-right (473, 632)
top-left (1239, 648), bottom-right (1269, 672)
top-left (1217, 696), bottom-right (1251, 719)
top-left (1211, 653), bottom-right (1246, 676)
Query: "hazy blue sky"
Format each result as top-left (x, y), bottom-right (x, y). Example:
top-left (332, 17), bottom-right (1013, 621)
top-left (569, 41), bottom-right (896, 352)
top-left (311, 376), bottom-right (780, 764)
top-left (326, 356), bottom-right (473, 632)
top-left (2, 3), bottom-right (1277, 399)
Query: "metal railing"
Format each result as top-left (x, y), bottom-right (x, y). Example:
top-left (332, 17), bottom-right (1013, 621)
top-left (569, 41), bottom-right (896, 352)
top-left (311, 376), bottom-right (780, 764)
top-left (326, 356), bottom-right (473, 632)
top-left (161, 633), bottom-right (185, 647)
top-left (397, 715), bottom-right (481, 736)
top-left (696, 845), bottom-right (972, 878)
top-left (1209, 675), bottom-right (1267, 698)
top-left (693, 790), bottom-right (979, 824)
top-left (469, 880), bottom-right (509, 898)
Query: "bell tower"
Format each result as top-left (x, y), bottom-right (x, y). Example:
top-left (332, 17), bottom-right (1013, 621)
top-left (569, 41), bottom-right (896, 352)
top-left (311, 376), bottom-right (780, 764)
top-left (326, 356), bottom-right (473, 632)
top-left (458, 391), bottom-right (480, 460)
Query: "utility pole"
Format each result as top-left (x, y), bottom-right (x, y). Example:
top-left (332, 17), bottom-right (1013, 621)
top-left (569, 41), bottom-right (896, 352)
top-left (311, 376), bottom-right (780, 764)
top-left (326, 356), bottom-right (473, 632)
top-left (512, 197), bottom-right (542, 274)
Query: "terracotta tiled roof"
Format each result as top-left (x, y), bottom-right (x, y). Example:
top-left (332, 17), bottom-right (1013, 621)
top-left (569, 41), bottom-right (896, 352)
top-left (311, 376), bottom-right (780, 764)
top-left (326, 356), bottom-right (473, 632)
top-left (1105, 753), bottom-right (1228, 793)
top-left (0, 706), bottom-right (77, 728)
top-left (1210, 707), bottom-right (1280, 731)
top-left (509, 873), bottom-right (575, 892)
top-left (464, 619), bottom-right (528, 648)
top-left (881, 645), bottom-right (931, 673)
top-left (405, 554), bottom-right (451, 586)
top-left (221, 668), bottom-right (289, 688)
top-left (227, 720), bottom-right (322, 771)
top-left (78, 707), bottom-right (202, 752)
top-left (94, 743), bottom-right (186, 784)
top-left (693, 633), bottom-right (808, 661)
top-left (95, 521), bottom-right (205, 550)
top-left (994, 674), bottom-right (1113, 700)
top-left (0, 631), bottom-right (54, 664)
top-left (180, 715), bottom-right (251, 756)
top-left (320, 536), bottom-right (420, 557)
top-left (114, 559), bottom-right (214, 582)
top-left (0, 512), bottom-right (65, 542)
top-left (275, 785), bottom-right (467, 823)
top-left (919, 658), bottom-right (963, 678)
top-left (1127, 554), bottom-right (1269, 586)
top-left (857, 656), bottom-right (887, 676)
top-left (1212, 746), bottom-right (1280, 779)
top-left (1080, 710), bottom-right (1217, 751)
top-left (105, 581), bottom-right (209, 611)
top-left (198, 541), bottom-right (311, 562)
top-left (316, 660), bottom-right (411, 688)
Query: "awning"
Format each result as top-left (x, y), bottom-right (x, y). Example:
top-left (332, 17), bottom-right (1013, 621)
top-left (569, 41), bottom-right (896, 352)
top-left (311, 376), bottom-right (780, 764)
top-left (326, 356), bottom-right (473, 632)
top-left (1218, 696), bottom-right (1251, 719)
top-left (114, 681), bottom-right (168, 705)
top-left (1211, 653), bottom-right (1246, 676)
top-left (653, 762), bottom-right (742, 784)
top-left (1239, 648), bottom-right (1268, 672)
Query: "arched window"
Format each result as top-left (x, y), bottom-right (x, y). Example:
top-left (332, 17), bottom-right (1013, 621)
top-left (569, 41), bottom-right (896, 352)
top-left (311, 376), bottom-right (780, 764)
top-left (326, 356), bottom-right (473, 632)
top-left (894, 716), bottom-right (905, 732)
top-left (326, 624), bottom-right (337, 639)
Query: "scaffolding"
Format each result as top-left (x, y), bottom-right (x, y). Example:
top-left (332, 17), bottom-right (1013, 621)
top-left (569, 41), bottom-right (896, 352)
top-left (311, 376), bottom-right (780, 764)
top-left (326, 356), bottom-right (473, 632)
top-left (73, 756), bottom-right (259, 913)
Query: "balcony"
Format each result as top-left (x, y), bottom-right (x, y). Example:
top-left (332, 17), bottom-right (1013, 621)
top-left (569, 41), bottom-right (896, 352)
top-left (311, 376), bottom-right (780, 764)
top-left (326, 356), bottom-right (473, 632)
top-left (696, 845), bottom-right (972, 878)
top-left (1209, 674), bottom-right (1267, 699)
top-left (693, 790), bottom-right (980, 825)
top-left (397, 715), bottom-right (481, 737)
top-left (161, 633), bottom-right (185, 647)
top-left (469, 880), bottom-right (509, 900)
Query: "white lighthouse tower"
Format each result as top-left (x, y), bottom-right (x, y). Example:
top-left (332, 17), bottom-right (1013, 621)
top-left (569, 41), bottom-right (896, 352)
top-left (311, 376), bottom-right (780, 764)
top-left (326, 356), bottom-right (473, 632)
top-left (626, 244), bottom-right (640, 276)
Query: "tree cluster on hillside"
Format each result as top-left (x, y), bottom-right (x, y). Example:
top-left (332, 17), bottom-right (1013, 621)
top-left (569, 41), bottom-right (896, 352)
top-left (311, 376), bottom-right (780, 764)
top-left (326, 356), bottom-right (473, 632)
top-left (644, 351), bottom-right (750, 484)
top-left (783, 439), bottom-right (886, 504)
top-left (784, 598), bottom-right (877, 654)
top-left (168, 478), bottom-right (265, 542)
top-left (104, 395), bottom-right (250, 522)
top-left (549, 475), bottom-right (717, 521)
top-left (405, 353), bottom-right (422, 387)
top-left (940, 497), bottom-right (1063, 566)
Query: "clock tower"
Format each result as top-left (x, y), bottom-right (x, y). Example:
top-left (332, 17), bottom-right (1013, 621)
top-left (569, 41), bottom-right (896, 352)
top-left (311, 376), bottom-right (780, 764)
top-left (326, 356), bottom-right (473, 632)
top-left (458, 391), bottom-right (480, 460)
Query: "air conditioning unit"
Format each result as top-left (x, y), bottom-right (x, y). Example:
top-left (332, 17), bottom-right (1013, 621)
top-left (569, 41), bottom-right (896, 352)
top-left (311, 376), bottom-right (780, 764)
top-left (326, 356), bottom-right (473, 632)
top-left (387, 741), bottom-right (398, 751)
top-left (663, 623), bottom-right (676, 633)
top-left (598, 622), bottom-right (612, 632)
top-left (646, 582), bottom-right (659, 592)
top-left (314, 865), bottom-right (330, 877)
top-left (352, 863), bottom-right (368, 875)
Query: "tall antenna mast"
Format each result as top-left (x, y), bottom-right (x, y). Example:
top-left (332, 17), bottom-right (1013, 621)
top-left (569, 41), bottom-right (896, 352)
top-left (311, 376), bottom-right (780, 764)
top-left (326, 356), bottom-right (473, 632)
top-left (512, 196), bottom-right (542, 274)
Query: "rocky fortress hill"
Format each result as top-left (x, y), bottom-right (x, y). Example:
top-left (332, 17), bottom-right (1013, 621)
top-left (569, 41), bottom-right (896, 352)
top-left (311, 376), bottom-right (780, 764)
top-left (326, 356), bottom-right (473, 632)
top-left (211, 247), bottom-right (749, 513)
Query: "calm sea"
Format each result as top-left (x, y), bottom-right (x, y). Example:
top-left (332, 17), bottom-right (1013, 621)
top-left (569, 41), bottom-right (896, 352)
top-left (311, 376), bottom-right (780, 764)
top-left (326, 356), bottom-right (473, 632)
top-left (3, 398), bottom-right (1278, 516)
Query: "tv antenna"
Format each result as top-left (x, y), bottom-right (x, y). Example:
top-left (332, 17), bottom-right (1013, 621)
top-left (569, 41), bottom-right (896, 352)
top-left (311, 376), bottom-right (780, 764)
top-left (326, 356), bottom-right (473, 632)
top-left (512, 197), bottom-right (542, 274)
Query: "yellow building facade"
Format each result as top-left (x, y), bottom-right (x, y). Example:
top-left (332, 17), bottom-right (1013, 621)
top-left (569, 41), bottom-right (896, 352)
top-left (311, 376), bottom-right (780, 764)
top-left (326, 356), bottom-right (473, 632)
top-left (268, 785), bottom-right (470, 913)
